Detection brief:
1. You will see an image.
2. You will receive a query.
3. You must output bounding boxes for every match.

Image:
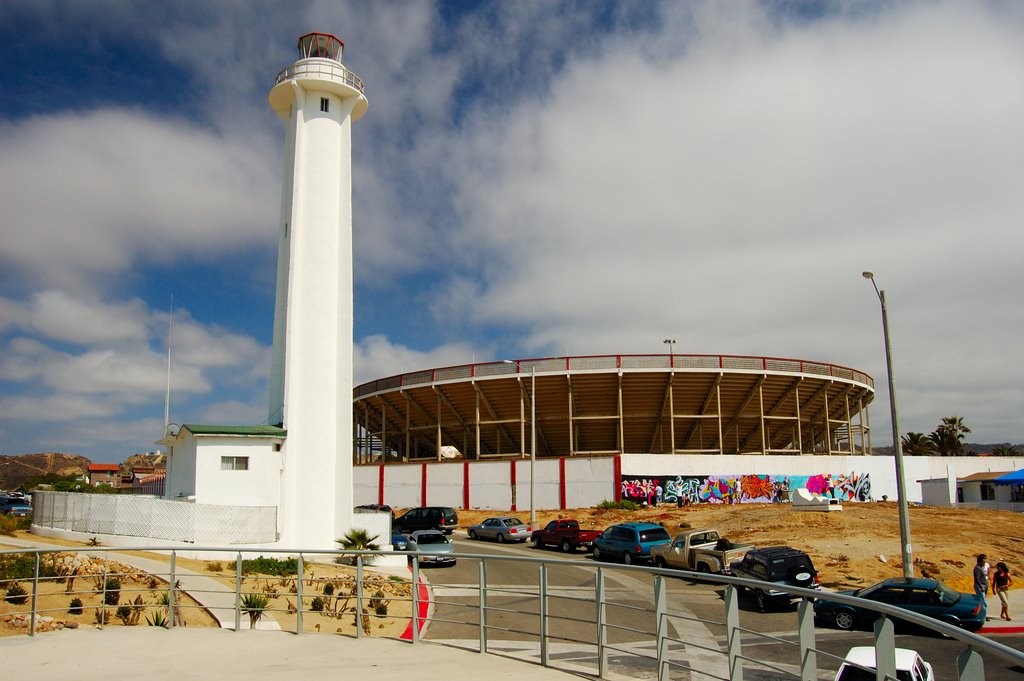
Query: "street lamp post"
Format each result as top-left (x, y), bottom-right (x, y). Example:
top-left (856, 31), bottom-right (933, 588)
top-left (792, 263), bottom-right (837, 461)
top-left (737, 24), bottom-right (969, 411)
top-left (862, 271), bottom-right (914, 578)
top-left (504, 360), bottom-right (537, 529)
top-left (663, 338), bottom-right (676, 367)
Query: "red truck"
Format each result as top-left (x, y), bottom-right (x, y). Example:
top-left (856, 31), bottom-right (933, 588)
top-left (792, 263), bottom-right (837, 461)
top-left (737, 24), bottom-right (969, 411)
top-left (530, 519), bottom-right (602, 553)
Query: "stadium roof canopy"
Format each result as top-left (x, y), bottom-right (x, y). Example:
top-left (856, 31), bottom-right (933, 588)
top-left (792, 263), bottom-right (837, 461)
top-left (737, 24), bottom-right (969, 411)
top-left (353, 354), bottom-right (875, 463)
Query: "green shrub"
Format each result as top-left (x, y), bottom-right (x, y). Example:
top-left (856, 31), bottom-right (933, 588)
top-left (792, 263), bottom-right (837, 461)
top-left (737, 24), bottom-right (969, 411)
top-left (69, 597), bottom-right (83, 614)
top-left (0, 514), bottom-right (30, 535)
top-left (322, 582), bottom-right (335, 596)
top-left (116, 605), bottom-right (134, 625)
top-left (597, 499), bottom-right (640, 510)
top-left (368, 589), bottom-right (389, 616)
top-left (205, 561), bottom-right (224, 572)
top-left (103, 577), bottom-right (121, 606)
top-left (0, 554), bottom-right (35, 581)
top-left (4, 581), bottom-right (28, 605)
top-left (310, 596), bottom-right (325, 612)
top-left (240, 556), bottom-right (298, 576)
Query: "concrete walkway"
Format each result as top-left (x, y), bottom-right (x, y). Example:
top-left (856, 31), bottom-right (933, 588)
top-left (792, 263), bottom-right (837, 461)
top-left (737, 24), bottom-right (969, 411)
top-left (3, 627), bottom-right (581, 681)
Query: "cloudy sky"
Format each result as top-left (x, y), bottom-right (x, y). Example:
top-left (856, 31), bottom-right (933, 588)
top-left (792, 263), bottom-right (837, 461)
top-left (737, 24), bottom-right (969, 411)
top-left (1, 1), bottom-right (1022, 463)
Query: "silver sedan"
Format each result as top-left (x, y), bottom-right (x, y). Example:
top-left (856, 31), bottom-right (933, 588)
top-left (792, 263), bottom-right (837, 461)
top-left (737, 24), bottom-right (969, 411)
top-left (467, 516), bottom-right (530, 543)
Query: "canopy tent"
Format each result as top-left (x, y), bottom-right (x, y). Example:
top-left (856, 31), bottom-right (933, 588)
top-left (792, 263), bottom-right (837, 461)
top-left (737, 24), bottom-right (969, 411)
top-left (993, 469), bottom-right (1024, 485)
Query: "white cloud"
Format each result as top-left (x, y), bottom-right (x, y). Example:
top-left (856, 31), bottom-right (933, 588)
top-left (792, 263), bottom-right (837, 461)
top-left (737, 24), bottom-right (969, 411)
top-left (437, 1), bottom-right (1024, 440)
top-left (0, 109), bottom-right (278, 293)
top-left (354, 335), bottom-right (481, 385)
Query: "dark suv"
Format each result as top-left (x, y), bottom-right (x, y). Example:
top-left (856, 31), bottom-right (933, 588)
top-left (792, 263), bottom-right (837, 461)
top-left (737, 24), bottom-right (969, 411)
top-left (393, 507), bottom-right (459, 535)
top-left (729, 546), bottom-right (820, 611)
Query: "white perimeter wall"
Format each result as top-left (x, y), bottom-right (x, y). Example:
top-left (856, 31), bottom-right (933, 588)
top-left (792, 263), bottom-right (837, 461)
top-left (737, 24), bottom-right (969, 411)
top-left (354, 454), bottom-right (1024, 510)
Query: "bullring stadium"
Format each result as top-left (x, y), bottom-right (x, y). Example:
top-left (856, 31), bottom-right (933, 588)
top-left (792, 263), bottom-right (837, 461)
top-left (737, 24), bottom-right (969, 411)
top-left (352, 353), bottom-right (875, 463)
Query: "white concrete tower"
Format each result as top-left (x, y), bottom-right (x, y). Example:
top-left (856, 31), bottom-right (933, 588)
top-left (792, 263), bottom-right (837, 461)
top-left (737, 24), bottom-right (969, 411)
top-left (268, 33), bottom-right (367, 549)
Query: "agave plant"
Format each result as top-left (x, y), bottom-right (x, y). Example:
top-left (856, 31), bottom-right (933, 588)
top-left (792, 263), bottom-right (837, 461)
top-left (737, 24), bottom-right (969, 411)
top-left (240, 593), bottom-right (270, 629)
top-left (146, 609), bottom-right (169, 628)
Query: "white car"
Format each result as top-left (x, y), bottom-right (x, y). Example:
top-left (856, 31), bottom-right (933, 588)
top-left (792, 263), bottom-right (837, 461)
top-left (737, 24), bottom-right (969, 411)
top-left (406, 530), bottom-right (457, 566)
top-left (835, 647), bottom-right (934, 681)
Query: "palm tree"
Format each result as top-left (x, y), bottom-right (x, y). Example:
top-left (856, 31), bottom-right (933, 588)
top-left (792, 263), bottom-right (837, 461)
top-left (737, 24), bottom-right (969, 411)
top-left (335, 529), bottom-right (380, 565)
top-left (901, 432), bottom-right (937, 456)
top-left (929, 416), bottom-right (972, 456)
top-left (991, 443), bottom-right (1018, 457)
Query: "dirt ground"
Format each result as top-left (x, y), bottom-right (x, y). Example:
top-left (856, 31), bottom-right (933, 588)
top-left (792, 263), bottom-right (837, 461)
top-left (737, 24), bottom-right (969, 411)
top-left (455, 502), bottom-right (1020, 593)
top-left (0, 533), bottom-right (413, 637)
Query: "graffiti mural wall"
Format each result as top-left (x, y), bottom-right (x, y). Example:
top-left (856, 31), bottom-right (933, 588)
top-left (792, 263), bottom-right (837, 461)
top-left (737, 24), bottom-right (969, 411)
top-left (619, 472), bottom-right (872, 505)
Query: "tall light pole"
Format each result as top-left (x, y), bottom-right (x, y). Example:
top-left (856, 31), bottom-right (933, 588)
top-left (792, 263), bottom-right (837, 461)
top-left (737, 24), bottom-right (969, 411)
top-left (504, 360), bottom-right (537, 529)
top-left (862, 271), bottom-right (913, 578)
top-left (663, 338), bottom-right (676, 367)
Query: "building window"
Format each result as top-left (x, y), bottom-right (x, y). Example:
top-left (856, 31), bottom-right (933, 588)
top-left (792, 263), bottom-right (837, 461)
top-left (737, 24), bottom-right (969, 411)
top-left (320, 97), bottom-right (329, 112)
top-left (220, 456), bottom-right (249, 471)
top-left (981, 483), bottom-right (995, 501)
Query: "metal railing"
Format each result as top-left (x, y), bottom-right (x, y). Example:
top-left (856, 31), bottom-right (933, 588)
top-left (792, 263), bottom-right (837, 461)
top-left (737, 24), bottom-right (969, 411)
top-left (354, 353), bottom-right (874, 398)
top-left (1, 545), bottom-right (1019, 681)
top-left (274, 59), bottom-right (365, 93)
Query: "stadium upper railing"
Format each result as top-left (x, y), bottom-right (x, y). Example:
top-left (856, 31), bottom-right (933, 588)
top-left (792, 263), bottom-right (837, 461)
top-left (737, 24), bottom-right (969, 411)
top-left (354, 353), bottom-right (874, 398)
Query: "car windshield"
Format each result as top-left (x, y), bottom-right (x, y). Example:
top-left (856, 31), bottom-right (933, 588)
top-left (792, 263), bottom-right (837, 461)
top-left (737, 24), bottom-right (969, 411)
top-left (935, 582), bottom-right (961, 606)
top-left (639, 527), bottom-right (671, 543)
top-left (416, 534), bottom-right (449, 545)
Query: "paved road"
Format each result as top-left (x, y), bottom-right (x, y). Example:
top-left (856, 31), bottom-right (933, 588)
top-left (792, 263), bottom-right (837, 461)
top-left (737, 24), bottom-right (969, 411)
top-left (428, 534), bottom-right (1024, 681)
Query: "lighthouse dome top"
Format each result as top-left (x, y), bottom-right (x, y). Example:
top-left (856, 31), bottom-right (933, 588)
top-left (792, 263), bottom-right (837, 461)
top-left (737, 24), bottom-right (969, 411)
top-left (297, 32), bottom-right (345, 61)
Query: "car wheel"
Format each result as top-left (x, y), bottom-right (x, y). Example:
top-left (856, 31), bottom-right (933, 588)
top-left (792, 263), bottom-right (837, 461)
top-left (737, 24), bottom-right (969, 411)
top-left (755, 590), bottom-right (769, 612)
top-left (655, 557), bottom-right (667, 569)
top-left (468, 530), bottom-right (477, 540)
top-left (623, 552), bottom-right (634, 566)
top-left (696, 562), bottom-right (711, 574)
top-left (497, 533), bottom-right (505, 543)
top-left (593, 546), bottom-right (603, 561)
top-left (561, 539), bottom-right (575, 554)
top-left (533, 537), bottom-right (542, 549)
top-left (833, 609), bottom-right (856, 631)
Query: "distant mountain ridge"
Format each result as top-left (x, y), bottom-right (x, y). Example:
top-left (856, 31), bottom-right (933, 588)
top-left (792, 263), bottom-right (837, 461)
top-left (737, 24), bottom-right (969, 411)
top-left (0, 451), bottom-right (166, 490)
top-left (0, 452), bottom-right (92, 490)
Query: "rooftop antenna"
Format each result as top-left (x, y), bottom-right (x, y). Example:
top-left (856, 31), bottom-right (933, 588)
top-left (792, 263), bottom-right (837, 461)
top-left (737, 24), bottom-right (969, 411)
top-left (163, 295), bottom-right (173, 436)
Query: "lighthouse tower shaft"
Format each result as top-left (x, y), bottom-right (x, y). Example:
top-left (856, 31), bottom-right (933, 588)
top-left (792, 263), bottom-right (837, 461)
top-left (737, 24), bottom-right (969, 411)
top-left (268, 33), bottom-right (367, 549)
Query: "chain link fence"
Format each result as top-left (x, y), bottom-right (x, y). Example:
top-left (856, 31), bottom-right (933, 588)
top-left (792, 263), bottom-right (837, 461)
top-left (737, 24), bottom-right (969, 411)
top-left (31, 491), bottom-right (277, 544)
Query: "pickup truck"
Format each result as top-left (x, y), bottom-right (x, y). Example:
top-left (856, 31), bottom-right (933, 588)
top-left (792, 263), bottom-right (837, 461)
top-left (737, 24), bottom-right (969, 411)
top-left (531, 519), bottom-right (602, 553)
top-left (650, 529), bottom-right (753, 574)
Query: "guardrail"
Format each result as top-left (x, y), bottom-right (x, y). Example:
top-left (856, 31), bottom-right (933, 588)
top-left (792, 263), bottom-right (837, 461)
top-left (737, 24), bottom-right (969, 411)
top-left (1, 545), bottom-right (1018, 680)
top-left (353, 353), bottom-right (874, 398)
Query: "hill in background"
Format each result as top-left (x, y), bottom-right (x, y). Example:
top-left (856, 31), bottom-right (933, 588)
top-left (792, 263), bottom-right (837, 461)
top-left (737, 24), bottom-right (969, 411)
top-left (0, 451), bottom-right (167, 491)
top-left (0, 452), bottom-right (92, 490)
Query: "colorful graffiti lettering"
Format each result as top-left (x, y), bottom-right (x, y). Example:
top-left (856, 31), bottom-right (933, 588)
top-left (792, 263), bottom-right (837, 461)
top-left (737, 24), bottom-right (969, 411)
top-left (620, 472), bottom-right (871, 506)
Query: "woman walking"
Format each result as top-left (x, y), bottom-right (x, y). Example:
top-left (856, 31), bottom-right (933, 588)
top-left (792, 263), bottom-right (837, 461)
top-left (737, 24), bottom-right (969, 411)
top-left (992, 562), bottom-right (1013, 621)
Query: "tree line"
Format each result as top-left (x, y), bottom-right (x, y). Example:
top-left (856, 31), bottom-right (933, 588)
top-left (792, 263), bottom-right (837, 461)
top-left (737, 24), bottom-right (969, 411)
top-left (901, 416), bottom-right (1018, 456)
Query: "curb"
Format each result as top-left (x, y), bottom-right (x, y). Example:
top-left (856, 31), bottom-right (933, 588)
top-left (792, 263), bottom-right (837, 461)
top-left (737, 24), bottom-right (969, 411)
top-left (400, 570), bottom-right (430, 640)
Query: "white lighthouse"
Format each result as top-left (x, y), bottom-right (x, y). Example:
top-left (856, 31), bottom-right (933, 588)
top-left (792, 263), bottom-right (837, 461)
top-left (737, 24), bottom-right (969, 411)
top-left (267, 33), bottom-right (367, 549)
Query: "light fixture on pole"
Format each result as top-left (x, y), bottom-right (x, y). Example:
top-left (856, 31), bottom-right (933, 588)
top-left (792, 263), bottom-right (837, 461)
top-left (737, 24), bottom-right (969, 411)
top-left (862, 271), bottom-right (913, 578)
top-left (504, 360), bottom-right (537, 529)
top-left (663, 338), bottom-right (676, 368)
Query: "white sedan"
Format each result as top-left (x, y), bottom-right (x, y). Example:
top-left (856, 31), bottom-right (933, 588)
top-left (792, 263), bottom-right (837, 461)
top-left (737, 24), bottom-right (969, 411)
top-left (467, 516), bottom-right (530, 543)
top-left (835, 647), bottom-right (934, 681)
